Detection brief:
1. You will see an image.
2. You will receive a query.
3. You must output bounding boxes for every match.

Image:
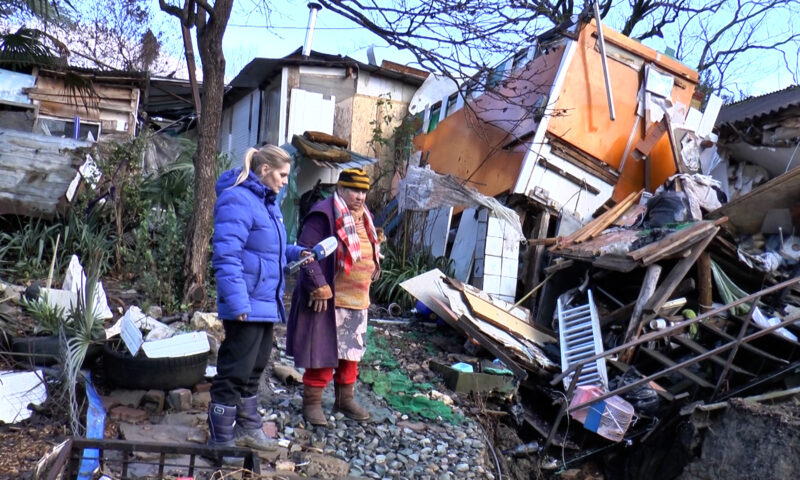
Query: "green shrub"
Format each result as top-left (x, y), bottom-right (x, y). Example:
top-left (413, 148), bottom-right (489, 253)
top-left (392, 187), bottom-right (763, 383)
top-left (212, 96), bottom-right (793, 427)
top-left (372, 242), bottom-right (454, 309)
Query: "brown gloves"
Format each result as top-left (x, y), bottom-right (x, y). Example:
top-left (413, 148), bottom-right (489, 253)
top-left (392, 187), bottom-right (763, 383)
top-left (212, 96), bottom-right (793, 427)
top-left (308, 285), bottom-right (332, 313)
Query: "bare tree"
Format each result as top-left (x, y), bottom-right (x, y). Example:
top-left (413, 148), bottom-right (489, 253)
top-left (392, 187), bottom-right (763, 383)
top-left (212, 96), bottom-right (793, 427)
top-left (1, 0), bottom-right (180, 75)
top-left (159, 0), bottom-right (233, 307)
top-left (318, 0), bottom-right (800, 97)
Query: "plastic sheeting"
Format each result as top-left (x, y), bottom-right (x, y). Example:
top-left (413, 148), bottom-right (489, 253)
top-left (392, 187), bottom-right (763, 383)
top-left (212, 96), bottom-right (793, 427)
top-left (396, 166), bottom-right (524, 241)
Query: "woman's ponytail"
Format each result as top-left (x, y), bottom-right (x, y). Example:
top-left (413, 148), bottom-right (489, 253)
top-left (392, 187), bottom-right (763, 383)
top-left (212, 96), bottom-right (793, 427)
top-left (233, 148), bottom-right (258, 187)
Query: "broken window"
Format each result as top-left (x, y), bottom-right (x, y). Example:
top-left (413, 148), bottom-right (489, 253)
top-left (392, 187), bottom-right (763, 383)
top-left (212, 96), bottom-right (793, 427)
top-left (428, 102), bottom-right (442, 133)
top-left (36, 116), bottom-right (100, 141)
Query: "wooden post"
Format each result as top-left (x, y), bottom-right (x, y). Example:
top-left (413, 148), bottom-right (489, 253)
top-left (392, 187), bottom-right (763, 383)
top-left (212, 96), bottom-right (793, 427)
top-left (619, 264), bottom-right (662, 363)
top-left (698, 252), bottom-right (712, 313)
top-left (528, 211), bottom-right (551, 312)
top-left (181, 24), bottom-right (202, 118)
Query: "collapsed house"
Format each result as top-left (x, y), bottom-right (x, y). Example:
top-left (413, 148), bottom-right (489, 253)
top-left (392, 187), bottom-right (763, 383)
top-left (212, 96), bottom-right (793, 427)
top-left (395, 17), bottom-right (800, 477)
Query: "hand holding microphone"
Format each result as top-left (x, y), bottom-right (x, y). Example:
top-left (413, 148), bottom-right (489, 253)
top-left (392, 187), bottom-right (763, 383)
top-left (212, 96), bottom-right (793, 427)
top-left (284, 236), bottom-right (338, 275)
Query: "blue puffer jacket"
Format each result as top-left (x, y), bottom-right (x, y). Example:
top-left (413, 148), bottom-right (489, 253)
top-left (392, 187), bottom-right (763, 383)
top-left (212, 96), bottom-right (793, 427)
top-left (212, 168), bottom-right (303, 322)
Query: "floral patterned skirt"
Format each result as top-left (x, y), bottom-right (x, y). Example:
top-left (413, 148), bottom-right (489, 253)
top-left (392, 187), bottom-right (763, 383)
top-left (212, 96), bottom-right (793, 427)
top-left (335, 307), bottom-right (369, 361)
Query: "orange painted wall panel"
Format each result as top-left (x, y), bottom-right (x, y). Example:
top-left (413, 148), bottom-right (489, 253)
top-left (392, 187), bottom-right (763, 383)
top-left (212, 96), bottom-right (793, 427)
top-left (413, 107), bottom-right (527, 198)
top-left (413, 46), bottom-right (564, 197)
top-left (547, 21), bottom-right (698, 201)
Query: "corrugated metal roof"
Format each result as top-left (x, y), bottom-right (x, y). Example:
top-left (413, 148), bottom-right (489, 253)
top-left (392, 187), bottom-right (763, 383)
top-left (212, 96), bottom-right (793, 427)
top-left (225, 48), bottom-right (427, 107)
top-left (716, 85), bottom-right (800, 126)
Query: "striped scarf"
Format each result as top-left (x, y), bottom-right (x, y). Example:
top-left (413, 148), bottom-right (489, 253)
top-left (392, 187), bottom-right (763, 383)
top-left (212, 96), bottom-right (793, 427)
top-left (333, 191), bottom-right (378, 275)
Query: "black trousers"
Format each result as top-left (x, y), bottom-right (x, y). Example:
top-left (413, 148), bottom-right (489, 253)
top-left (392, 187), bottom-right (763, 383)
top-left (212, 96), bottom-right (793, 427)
top-left (210, 320), bottom-right (274, 406)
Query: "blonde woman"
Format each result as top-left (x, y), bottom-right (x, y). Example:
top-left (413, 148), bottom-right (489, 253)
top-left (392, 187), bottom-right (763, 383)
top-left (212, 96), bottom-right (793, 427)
top-left (208, 144), bottom-right (305, 452)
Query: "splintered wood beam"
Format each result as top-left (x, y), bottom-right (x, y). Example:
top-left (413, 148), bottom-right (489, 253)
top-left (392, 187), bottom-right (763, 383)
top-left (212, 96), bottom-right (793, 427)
top-left (697, 252), bottom-right (713, 313)
top-left (669, 335), bottom-right (755, 377)
top-left (619, 264), bottom-right (661, 363)
top-left (643, 230), bottom-right (717, 315)
top-left (639, 347), bottom-right (714, 388)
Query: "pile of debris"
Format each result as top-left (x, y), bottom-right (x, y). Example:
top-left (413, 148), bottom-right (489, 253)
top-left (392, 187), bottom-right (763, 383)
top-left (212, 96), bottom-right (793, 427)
top-left (383, 18), bottom-right (800, 478)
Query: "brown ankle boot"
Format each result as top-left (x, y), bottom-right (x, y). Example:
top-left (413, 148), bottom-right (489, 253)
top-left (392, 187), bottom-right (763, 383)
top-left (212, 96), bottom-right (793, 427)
top-left (302, 385), bottom-right (328, 426)
top-left (334, 383), bottom-right (370, 421)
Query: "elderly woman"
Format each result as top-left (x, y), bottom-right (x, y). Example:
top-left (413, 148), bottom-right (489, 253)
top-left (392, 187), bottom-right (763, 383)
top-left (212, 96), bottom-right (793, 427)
top-left (287, 168), bottom-right (381, 426)
top-left (209, 144), bottom-right (305, 451)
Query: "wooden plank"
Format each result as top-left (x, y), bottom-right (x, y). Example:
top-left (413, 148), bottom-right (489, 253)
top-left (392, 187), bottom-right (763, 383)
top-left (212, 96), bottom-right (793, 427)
top-left (628, 221), bottom-right (715, 261)
top-left (592, 254), bottom-right (638, 272)
top-left (640, 347), bottom-right (714, 388)
top-left (640, 221), bottom-right (724, 265)
top-left (553, 189), bottom-right (642, 250)
top-left (632, 117), bottom-right (668, 161)
top-left (707, 166), bottom-right (800, 235)
top-left (528, 211), bottom-right (551, 312)
top-left (536, 156), bottom-right (601, 195)
top-left (546, 133), bottom-right (620, 185)
top-left (620, 264), bottom-right (662, 363)
top-left (698, 252), bottom-right (712, 312)
top-left (670, 335), bottom-right (755, 376)
top-left (459, 285), bottom-right (556, 346)
top-left (643, 229), bottom-right (717, 314)
top-left (544, 259), bottom-right (574, 275)
top-left (577, 189), bottom-right (642, 242)
top-left (431, 297), bottom-right (529, 380)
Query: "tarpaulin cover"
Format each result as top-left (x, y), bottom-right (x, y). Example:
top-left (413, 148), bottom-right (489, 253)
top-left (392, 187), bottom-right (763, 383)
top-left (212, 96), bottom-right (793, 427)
top-left (396, 165), bottom-right (524, 241)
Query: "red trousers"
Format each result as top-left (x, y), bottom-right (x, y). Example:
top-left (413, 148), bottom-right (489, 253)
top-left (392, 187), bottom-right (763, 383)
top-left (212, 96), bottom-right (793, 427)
top-left (303, 359), bottom-right (358, 387)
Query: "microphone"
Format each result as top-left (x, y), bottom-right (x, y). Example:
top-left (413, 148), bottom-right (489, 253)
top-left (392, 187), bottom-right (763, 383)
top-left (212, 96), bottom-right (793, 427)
top-left (284, 236), bottom-right (339, 274)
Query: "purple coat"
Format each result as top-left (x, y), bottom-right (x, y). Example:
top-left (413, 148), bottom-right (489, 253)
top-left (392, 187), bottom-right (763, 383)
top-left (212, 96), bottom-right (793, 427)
top-left (286, 197), bottom-right (340, 369)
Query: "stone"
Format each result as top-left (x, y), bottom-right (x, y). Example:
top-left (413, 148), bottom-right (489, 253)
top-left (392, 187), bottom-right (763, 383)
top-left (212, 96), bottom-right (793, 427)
top-left (167, 388), bottom-right (192, 412)
top-left (108, 406), bottom-right (149, 423)
top-left (142, 390), bottom-right (165, 413)
top-left (104, 389), bottom-right (147, 408)
top-left (191, 391), bottom-right (210, 410)
top-left (190, 311), bottom-right (221, 332)
top-left (145, 305), bottom-right (163, 319)
top-left (192, 381), bottom-right (212, 393)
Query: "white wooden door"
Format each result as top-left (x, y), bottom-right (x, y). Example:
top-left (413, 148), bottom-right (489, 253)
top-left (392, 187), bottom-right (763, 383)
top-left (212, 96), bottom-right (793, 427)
top-left (286, 88), bottom-right (335, 142)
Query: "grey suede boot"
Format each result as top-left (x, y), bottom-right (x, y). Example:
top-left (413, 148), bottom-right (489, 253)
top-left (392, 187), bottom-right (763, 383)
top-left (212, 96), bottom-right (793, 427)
top-left (234, 395), bottom-right (278, 450)
top-left (334, 383), bottom-right (370, 421)
top-left (302, 385), bottom-right (328, 426)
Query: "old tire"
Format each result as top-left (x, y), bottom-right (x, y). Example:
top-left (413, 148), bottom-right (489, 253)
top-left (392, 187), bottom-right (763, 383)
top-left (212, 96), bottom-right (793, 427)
top-left (102, 340), bottom-right (208, 390)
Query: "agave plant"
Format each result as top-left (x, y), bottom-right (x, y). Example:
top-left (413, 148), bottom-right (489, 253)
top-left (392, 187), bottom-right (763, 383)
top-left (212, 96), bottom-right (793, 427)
top-left (19, 293), bottom-right (68, 336)
top-left (372, 243), bottom-right (454, 310)
top-left (62, 248), bottom-right (106, 435)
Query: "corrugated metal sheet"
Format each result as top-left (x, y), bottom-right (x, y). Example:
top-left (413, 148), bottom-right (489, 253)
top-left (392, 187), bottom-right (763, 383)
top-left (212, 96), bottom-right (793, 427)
top-left (0, 129), bottom-right (89, 218)
top-left (716, 85), bottom-right (800, 126)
